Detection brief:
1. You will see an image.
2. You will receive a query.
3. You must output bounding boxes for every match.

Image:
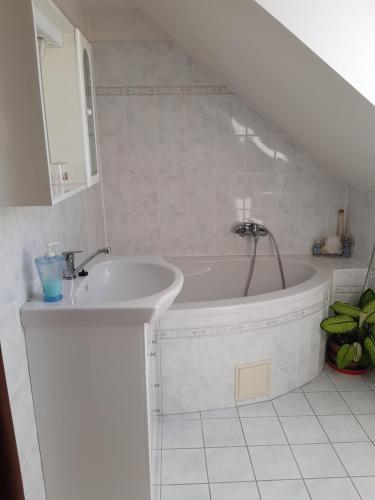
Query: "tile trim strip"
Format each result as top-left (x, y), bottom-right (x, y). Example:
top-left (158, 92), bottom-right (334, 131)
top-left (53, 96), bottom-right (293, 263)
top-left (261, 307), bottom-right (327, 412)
top-left (159, 296), bottom-right (329, 340)
top-left (96, 84), bottom-right (234, 96)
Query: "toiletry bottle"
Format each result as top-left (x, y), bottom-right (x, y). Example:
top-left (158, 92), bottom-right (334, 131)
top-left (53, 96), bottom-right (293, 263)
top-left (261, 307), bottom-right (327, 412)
top-left (343, 235), bottom-right (352, 259)
top-left (312, 240), bottom-right (322, 256)
top-left (35, 242), bottom-right (65, 302)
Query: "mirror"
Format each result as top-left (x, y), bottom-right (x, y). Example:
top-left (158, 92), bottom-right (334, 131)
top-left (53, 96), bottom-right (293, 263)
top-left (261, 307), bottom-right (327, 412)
top-left (83, 49), bottom-right (98, 177)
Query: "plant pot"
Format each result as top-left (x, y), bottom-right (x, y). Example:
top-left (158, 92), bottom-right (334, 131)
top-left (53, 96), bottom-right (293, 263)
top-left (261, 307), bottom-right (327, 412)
top-left (326, 336), bottom-right (368, 375)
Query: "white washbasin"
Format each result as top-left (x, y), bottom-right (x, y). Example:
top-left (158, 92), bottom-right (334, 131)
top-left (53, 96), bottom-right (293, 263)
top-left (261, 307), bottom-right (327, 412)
top-left (76, 260), bottom-right (178, 303)
top-left (21, 256), bottom-right (184, 327)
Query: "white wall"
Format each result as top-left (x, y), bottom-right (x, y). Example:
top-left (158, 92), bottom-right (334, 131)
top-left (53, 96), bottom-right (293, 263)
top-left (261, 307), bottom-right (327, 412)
top-left (95, 40), bottom-right (348, 256)
top-left (256, 0), bottom-right (375, 105)
top-left (87, 7), bottom-right (169, 41)
top-left (54, 0), bottom-right (88, 34)
top-left (347, 187), bottom-right (375, 264)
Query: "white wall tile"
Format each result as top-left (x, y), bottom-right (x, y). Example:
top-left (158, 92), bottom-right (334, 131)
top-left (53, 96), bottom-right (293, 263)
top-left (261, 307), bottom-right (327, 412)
top-left (161, 338), bottom-right (198, 385)
top-left (95, 41), bottom-right (349, 256)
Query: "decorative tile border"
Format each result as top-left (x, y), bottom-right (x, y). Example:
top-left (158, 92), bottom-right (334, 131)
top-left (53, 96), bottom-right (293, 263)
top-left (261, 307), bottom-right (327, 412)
top-left (96, 84), bottom-right (233, 96)
top-left (335, 284), bottom-right (363, 294)
top-left (159, 296), bottom-right (329, 340)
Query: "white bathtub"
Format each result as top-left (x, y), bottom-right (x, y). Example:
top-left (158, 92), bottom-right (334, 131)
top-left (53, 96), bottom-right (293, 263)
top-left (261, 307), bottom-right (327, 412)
top-left (158, 255), bottom-right (366, 414)
top-left (172, 256), bottom-right (316, 303)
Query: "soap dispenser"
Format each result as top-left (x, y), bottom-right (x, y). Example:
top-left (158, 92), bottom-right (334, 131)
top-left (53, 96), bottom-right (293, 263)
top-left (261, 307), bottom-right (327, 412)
top-left (35, 242), bottom-right (65, 302)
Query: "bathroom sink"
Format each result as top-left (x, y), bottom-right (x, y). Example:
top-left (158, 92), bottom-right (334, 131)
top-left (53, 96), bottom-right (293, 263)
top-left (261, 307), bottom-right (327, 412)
top-left (21, 256), bottom-right (184, 327)
top-left (76, 259), bottom-right (179, 303)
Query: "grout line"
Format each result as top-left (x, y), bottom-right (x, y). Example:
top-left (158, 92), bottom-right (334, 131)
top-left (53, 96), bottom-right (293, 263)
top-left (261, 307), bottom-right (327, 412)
top-left (198, 412), bottom-right (212, 499)
top-left (159, 475), bottom-right (375, 487)
top-left (303, 384), bottom-right (365, 500)
top-left (237, 408), bottom-right (263, 500)
top-left (159, 366), bottom-right (375, 497)
top-left (270, 398), bottom-right (313, 500)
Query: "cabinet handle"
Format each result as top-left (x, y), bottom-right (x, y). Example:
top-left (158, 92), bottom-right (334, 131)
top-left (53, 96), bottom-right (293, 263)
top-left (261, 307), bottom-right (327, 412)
top-left (149, 352), bottom-right (157, 357)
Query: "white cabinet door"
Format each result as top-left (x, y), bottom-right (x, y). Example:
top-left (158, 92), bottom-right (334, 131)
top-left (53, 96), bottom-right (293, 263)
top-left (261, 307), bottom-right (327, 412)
top-left (75, 29), bottom-right (100, 187)
top-left (0, 0), bottom-right (51, 206)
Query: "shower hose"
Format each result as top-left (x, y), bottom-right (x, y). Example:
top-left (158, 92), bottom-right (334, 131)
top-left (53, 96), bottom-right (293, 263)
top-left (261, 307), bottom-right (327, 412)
top-left (243, 230), bottom-right (286, 297)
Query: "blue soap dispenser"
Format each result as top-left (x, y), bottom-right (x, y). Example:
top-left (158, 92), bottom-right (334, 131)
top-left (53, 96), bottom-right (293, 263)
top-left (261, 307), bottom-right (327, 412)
top-left (35, 242), bottom-right (65, 302)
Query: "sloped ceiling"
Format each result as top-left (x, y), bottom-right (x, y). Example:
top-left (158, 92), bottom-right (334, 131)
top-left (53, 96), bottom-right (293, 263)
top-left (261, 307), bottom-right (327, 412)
top-left (136, 0), bottom-right (375, 190)
top-left (256, 0), bottom-right (375, 106)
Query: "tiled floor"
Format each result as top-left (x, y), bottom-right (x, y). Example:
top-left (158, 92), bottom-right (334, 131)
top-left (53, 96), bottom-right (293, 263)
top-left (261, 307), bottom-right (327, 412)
top-left (156, 365), bottom-right (375, 500)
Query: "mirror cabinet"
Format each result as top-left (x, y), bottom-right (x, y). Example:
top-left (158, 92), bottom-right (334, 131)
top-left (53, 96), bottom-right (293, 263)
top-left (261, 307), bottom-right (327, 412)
top-left (0, 0), bottom-right (100, 206)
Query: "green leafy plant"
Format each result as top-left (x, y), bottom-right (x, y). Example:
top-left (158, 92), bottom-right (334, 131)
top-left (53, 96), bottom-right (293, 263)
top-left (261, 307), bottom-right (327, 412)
top-left (321, 289), bottom-right (375, 369)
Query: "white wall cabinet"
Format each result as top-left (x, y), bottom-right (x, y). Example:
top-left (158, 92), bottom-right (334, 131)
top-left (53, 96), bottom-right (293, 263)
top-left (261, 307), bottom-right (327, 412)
top-left (0, 0), bottom-right (100, 206)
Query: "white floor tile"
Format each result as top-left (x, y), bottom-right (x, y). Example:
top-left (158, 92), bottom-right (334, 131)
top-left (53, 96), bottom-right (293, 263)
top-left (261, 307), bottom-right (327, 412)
top-left (202, 418), bottom-right (245, 447)
top-left (306, 478), bottom-right (361, 500)
top-left (210, 482), bottom-right (260, 500)
top-left (162, 419), bottom-right (203, 449)
top-left (291, 443), bottom-right (347, 478)
top-left (201, 407), bottom-right (238, 419)
top-left (351, 477), bottom-right (375, 500)
top-left (280, 416), bottom-right (328, 444)
top-left (318, 415), bottom-right (369, 442)
top-left (362, 370), bottom-right (375, 390)
top-left (356, 414), bottom-right (375, 440)
top-left (303, 372), bottom-right (337, 392)
top-left (161, 484), bottom-right (210, 500)
top-left (163, 412), bottom-right (201, 421)
top-left (161, 449), bottom-right (207, 485)
top-left (249, 445), bottom-right (300, 480)
top-left (273, 393), bottom-right (313, 416)
top-left (238, 401), bottom-right (276, 417)
top-left (340, 391), bottom-right (375, 414)
top-left (258, 479), bottom-right (310, 500)
top-left (333, 442), bottom-right (375, 476)
top-left (305, 392), bottom-right (350, 415)
top-left (241, 417), bottom-right (286, 445)
top-left (205, 447), bottom-right (254, 482)
top-left (326, 368), bottom-right (371, 391)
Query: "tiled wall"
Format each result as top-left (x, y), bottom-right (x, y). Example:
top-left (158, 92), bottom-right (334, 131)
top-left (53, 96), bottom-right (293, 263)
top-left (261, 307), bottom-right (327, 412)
top-left (158, 282), bottom-right (330, 414)
top-left (347, 187), bottom-right (375, 265)
top-left (94, 41), bottom-right (349, 256)
top-left (0, 184), bottom-right (105, 499)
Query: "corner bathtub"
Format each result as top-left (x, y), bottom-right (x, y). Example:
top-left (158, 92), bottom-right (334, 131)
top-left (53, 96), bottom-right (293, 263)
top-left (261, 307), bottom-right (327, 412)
top-left (157, 255), bottom-right (366, 414)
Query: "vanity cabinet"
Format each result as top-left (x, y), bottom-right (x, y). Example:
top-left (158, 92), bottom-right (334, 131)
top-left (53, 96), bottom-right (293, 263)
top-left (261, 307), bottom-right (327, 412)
top-left (0, 0), bottom-right (100, 206)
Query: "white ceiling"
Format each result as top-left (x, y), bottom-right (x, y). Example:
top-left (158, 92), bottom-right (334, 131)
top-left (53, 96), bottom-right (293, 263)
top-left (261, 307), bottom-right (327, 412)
top-left (136, 0), bottom-right (375, 190)
top-left (257, 0), bottom-right (375, 106)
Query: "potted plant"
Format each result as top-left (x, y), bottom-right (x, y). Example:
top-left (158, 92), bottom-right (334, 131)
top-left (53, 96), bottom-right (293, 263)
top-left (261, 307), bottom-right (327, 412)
top-left (321, 288), bottom-right (375, 374)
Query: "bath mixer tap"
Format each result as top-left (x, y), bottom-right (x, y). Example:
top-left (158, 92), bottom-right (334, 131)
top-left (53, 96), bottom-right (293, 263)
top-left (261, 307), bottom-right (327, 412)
top-left (234, 222), bottom-right (268, 240)
top-left (62, 247), bottom-right (111, 279)
top-left (233, 221), bottom-right (286, 293)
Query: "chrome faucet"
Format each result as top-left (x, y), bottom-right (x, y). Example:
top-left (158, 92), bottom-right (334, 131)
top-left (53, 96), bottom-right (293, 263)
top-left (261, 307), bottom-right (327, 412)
top-left (233, 222), bottom-right (269, 240)
top-left (62, 247), bottom-right (111, 279)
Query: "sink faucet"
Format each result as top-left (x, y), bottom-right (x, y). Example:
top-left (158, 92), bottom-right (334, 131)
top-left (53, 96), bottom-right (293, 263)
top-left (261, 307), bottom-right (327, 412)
top-left (62, 247), bottom-right (111, 279)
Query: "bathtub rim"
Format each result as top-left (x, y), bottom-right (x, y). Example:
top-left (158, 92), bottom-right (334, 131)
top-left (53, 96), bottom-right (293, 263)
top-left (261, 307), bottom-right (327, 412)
top-left (164, 255), bottom-right (366, 316)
